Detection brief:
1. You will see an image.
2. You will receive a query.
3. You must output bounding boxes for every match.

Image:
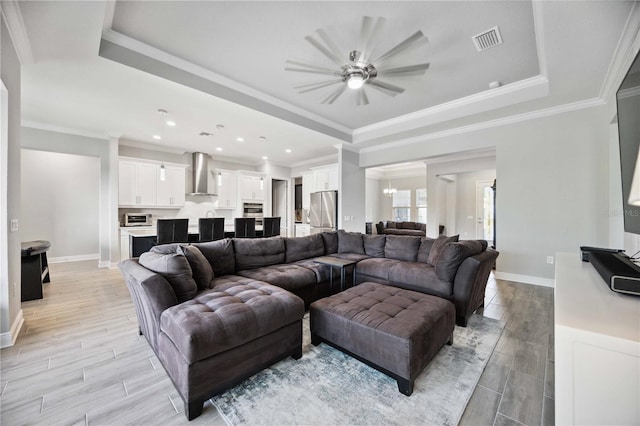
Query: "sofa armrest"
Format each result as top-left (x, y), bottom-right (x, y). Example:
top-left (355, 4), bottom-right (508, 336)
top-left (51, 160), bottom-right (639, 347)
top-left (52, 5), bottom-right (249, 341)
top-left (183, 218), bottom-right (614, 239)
top-left (452, 248), bottom-right (498, 325)
top-left (119, 259), bottom-right (178, 352)
top-left (375, 222), bottom-right (385, 234)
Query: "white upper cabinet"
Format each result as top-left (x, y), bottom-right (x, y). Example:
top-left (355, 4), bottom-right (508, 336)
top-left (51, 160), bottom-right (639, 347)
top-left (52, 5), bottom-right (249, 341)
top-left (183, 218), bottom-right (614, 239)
top-left (314, 165), bottom-right (338, 192)
top-left (119, 158), bottom-right (186, 208)
top-left (157, 166), bottom-right (186, 207)
top-left (240, 174), bottom-right (265, 201)
top-left (217, 170), bottom-right (238, 209)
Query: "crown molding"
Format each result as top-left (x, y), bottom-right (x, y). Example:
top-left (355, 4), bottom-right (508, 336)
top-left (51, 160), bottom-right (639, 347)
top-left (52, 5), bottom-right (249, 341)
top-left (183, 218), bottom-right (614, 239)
top-left (102, 1), bottom-right (116, 33)
top-left (617, 86), bottom-right (640, 100)
top-left (0, 1), bottom-right (34, 65)
top-left (360, 97), bottom-right (605, 154)
top-left (289, 153), bottom-right (338, 169)
top-left (599, 1), bottom-right (640, 102)
top-left (532, 0), bottom-right (548, 78)
top-left (22, 120), bottom-right (109, 141)
top-left (334, 143), bottom-right (360, 153)
top-left (118, 139), bottom-right (188, 156)
top-left (352, 75), bottom-right (549, 144)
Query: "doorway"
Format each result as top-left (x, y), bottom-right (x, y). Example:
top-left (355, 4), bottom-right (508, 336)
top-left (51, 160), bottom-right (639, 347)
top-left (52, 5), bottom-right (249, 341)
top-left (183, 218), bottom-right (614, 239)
top-left (476, 180), bottom-right (495, 244)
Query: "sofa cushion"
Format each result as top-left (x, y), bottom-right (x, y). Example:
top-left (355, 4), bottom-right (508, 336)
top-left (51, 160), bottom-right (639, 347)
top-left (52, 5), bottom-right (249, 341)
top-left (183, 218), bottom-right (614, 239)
top-left (384, 235), bottom-right (421, 262)
top-left (417, 237), bottom-right (436, 263)
top-left (419, 223), bottom-right (427, 231)
top-left (363, 234), bottom-right (386, 257)
top-left (292, 259), bottom-right (331, 283)
top-left (388, 262), bottom-right (453, 298)
top-left (236, 264), bottom-right (317, 292)
top-left (338, 230), bottom-right (365, 254)
top-left (178, 245), bottom-right (214, 290)
top-left (435, 240), bottom-right (486, 282)
top-left (427, 234), bottom-right (460, 266)
top-left (150, 243), bottom-right (182, 254)
top-left (284, 234), bottom-right (324, 263)
top-left (355, 257), bottom-right (401, 281)
top-left (386, 221), bottom-right (396, 229)
top-left (233, 237), bottom-right (285, 270)
top-left (399, 221), bottom-right (416, 229)
top-left (139, 251), bottom-right (197, 303)
top-left (321, 231), bottom-right (338, 255)
top-left (160, 280), bottom-right (304, 363)
top-left (192, 239), bottom-right (236, 277)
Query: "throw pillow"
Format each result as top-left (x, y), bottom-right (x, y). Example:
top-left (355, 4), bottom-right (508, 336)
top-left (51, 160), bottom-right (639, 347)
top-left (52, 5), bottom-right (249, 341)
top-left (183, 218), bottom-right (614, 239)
top-left (363, 235), bottom-right (386, 257)
top-left (427, 234), bottom-right (460, 266)
top-left (386, 221), bottom-right (396, 229)
top-left (321, 231), bottom-right (338, 255)
top-left (178, 245), bottom-right (214, 290)
top-left (435, 240), bottom-right (485, 282)
top-left (192, 239), bottom-right (236, 277)
top-left (337, 230), bottom-right (365, 254)
top-left (399, 221), bottom-right (416, 229)
top-left (417, 237), bottom-right (435, 263)
top-left (284, 234), bottom-right (324, 263)
top-left (138, 251), bottom-right (197, 302)
top-left (384, 235), bottom-right (421, 261)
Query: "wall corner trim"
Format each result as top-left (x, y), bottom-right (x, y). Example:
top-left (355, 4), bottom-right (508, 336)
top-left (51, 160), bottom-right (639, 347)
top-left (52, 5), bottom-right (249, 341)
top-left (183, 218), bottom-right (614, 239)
top-left (0, 0), bottom-right (34, 65)
top-left (494, 271), bottom-right (555, 288)
top-left (0, 309), bottom-right (24, 348)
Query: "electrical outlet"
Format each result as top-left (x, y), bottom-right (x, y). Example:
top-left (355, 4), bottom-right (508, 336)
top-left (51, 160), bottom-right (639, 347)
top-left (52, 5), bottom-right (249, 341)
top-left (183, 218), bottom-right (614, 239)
top-left (344, 216), bottom-right (350, 222)
top-left (547, 256), bottom-right (554, 265)
top-left (10, 219), bottom-right (18, 232)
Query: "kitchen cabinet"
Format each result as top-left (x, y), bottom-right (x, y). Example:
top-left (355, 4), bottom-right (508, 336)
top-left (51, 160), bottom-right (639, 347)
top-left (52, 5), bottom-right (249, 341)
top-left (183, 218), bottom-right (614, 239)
top-left (302, 171), bottom-right (313, 210)
top-left (314, 164), bottom-right (338, 192)
top-left (240, 174), bottom-right (265, 201)
top-left (217, 171), bottom-right (238, 209)
top-left (157, 166), bottom-right (186, 207)
top-left (119, 160), bottom-right (158, 206)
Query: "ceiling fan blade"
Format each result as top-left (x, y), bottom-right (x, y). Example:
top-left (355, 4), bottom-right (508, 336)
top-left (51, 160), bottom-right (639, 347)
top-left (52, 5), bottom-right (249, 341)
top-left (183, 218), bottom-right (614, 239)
top-left (321, 84), bottom-right (347, 104)
top-left (373, 31), bottom-right (428, 66)
top-left (357, 16), bottom-right (386, 63)
top-left (377, 63), bottom-right (430, 77)
top-left (367, 79), bottom-right (405, 96)
top-left (285, 60), bottom-right (340, 75)
top-left (317, 29), bottom-right (344, 63)
top-left (284, 67), bottom-right (340, 76)
top-left (357, 89), bottom-right (369, 106)
top-left (305, 35), bottom-right (343, 66)
top-left (295, 80), bottom-right (342, 94)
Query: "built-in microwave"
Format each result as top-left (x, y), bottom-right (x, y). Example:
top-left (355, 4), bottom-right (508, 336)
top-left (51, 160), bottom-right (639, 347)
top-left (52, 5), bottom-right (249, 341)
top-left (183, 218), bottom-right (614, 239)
top-left (242, 202), bottom-right (263, 226)
top-left (124, 213), bottom-right (152, 227)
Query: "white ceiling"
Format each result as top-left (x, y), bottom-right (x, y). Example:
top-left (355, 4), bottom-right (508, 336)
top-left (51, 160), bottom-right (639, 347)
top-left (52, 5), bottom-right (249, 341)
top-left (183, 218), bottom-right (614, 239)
top-left (13, 1), bottom-right (636, 168)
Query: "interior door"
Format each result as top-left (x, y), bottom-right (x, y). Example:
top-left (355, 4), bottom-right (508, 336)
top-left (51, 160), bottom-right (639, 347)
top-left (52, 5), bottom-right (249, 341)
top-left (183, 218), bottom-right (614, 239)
top-left (476, 180), bottom-right (495, 243)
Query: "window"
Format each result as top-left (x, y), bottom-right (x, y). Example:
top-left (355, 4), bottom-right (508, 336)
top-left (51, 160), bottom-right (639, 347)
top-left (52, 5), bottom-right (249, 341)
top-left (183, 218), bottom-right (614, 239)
top-left (416, 188), bottom-right (427, 223)
top-left (392, 190), bottom-right (411, 221)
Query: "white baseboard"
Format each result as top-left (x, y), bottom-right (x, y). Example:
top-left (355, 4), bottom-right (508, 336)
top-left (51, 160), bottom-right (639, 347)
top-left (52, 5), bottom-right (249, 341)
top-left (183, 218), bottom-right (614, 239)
top-left (494, 271), bottom-right (555, 288)
top-left (98, 261), bottom-right (120, 269)
top-left (48, 253), bottom-right (100, 264)
top-left (0, 309), bottom-right (24, 348)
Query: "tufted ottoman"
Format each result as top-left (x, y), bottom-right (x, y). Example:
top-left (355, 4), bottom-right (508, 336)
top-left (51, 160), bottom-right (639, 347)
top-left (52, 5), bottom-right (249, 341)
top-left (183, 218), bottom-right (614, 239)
top-left (157, 279), bottom-right (304, 419)
top-left (310, 282), bottom-right (455, 396)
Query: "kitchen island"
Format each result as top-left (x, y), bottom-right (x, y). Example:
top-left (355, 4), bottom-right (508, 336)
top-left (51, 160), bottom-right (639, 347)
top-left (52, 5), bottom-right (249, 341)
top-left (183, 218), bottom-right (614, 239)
top-left (120, 225), bottom-right (264, 259)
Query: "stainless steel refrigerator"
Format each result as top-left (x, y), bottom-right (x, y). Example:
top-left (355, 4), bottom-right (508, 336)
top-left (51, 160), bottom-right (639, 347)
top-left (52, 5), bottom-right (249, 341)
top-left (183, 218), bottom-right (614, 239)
top-left (310, 190), bottom-right (337, 234)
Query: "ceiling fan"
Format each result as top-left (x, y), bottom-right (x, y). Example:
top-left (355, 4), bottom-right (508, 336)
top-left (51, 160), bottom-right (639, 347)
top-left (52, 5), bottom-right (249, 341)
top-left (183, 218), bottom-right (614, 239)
top-left (285, 16), bottom-right (430, 105)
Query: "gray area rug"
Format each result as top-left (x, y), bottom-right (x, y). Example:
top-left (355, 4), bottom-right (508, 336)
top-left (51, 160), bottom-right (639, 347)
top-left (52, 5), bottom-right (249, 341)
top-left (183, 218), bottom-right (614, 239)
top-left (212, 313), bottom-right (504, 426)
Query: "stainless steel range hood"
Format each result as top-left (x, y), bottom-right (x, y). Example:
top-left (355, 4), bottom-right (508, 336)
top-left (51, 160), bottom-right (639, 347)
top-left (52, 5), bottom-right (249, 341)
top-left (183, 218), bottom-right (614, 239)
top-left (188, 152), bottom-right (218, 196)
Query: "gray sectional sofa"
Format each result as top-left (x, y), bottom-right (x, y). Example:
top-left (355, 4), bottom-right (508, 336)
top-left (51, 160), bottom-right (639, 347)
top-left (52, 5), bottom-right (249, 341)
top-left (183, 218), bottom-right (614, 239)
top-left (376, 220), bottom-right (429, 236)
top-left (118, 230), bottom-right (498, 420)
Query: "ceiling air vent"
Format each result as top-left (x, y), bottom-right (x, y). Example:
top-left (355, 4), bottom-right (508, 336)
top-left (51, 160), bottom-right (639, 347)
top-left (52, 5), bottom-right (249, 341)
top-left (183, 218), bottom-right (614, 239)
top-left (472, 26), bottom-right (503, 52)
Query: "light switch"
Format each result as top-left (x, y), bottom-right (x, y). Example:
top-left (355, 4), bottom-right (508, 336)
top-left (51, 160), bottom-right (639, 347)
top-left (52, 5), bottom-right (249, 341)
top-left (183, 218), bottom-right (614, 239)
top-left (10, 219), bottom-right (18, 232)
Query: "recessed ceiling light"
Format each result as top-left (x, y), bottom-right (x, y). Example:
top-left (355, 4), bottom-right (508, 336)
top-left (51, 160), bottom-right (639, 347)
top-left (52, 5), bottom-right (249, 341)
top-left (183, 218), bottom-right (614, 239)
top-left (152, 135), bottom-right (161, 140)
top-left (236, 137), bottom-right (244, 142)
top-left (166, 120), bottom-right (176, 127)
top-left (285, 149), bottom-right (292, 153)
top-left (216, 147), bottom-right (223, 152)
top-left (258, 136), bottom-right (267, 141)
top-left (262, 156), bottom-right (268, 160)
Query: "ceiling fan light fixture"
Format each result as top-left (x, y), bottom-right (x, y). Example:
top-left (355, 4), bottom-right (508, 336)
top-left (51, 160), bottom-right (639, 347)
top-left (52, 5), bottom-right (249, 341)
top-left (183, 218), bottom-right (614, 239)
top-left (347, 72), bottom-right (365, 90)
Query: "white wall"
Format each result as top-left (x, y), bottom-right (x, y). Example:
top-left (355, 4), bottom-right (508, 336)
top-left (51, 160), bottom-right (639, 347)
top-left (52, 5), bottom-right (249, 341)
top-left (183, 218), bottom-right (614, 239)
top-left (338, 147), bottom-right (365, 232)
top-left (365, 177), bottom-right (380, 224)
top-left (454, 170), bottom-right (497, 239)
top-left (21, 150), bottom-right (100, 260)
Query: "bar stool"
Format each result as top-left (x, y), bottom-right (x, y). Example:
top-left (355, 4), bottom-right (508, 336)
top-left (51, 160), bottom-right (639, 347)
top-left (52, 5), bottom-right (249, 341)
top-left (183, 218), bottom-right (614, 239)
top-left (198, 217), bottom-right (225, 242)
top-left (234, 218), bottom-right (256, 238)
top-left (157, 219), bottom-right (189, 245)
top-left (262, 217), bottom-right (281, 237)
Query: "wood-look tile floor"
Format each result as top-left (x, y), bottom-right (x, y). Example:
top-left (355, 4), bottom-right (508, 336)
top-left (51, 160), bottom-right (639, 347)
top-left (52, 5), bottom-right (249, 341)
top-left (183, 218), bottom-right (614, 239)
top-left (1, 260), bottom-right (554, 425)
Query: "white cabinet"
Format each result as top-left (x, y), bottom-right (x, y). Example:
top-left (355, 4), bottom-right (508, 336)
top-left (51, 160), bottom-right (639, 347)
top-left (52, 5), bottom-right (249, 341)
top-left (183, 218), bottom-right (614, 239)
top-left (157, 166), bottom-right (186, 207)
top-left (240, 175), bottom-right (265, 201)
top-left (119, 160), bottom-right (158, 206)
top-left (302, 171), bottom-right (313, 210)
top-left (217, 171), bottom-right (237, 209)
top-left (314, 164), bottom-right (338, 192)
top-left (295, 224), bottom-right (310, 237)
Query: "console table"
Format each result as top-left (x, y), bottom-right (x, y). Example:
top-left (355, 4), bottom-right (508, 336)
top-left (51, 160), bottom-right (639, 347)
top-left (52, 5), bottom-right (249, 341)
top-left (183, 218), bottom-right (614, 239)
top-left (313, 256), bottom-right (357, 292)
top-left (21, 240), bottom-right (51, 301)
top-left (555, 253), bottom-right (640, 425)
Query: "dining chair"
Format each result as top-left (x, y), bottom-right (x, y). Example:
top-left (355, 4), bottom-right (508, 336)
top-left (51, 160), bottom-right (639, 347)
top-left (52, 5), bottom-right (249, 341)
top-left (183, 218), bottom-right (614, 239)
top-left (234, 217), bottom-right (256, 238)
top-left (156, 218), bottom-right (189, 245)
top-left (262, 217), bottom-right (281, 237)
top-left (198, 217), bottom-right (225, 242)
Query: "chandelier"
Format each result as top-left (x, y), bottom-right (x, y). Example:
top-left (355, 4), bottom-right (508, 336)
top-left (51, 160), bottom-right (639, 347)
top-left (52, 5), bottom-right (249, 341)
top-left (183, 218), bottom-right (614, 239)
top-left (383, 182), bottom-right (397, 197)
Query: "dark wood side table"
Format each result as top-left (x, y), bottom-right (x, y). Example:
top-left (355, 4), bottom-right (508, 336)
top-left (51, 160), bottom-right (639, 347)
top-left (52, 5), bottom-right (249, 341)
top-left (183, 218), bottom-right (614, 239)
top-left (313, 256), bottom-right (357, 292)
top-left (21, 240), bottom-right (51, 301)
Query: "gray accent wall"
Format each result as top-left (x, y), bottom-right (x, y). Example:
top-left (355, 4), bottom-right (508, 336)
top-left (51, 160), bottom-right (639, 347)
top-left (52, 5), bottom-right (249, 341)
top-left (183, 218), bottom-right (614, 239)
top-left (2, 18), bottom-right (22, 339)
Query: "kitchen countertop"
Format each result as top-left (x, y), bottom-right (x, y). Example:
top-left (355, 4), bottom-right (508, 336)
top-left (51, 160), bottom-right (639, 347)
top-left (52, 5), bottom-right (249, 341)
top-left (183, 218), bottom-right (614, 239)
top-left (121, 225), bottom-right (262, 237)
